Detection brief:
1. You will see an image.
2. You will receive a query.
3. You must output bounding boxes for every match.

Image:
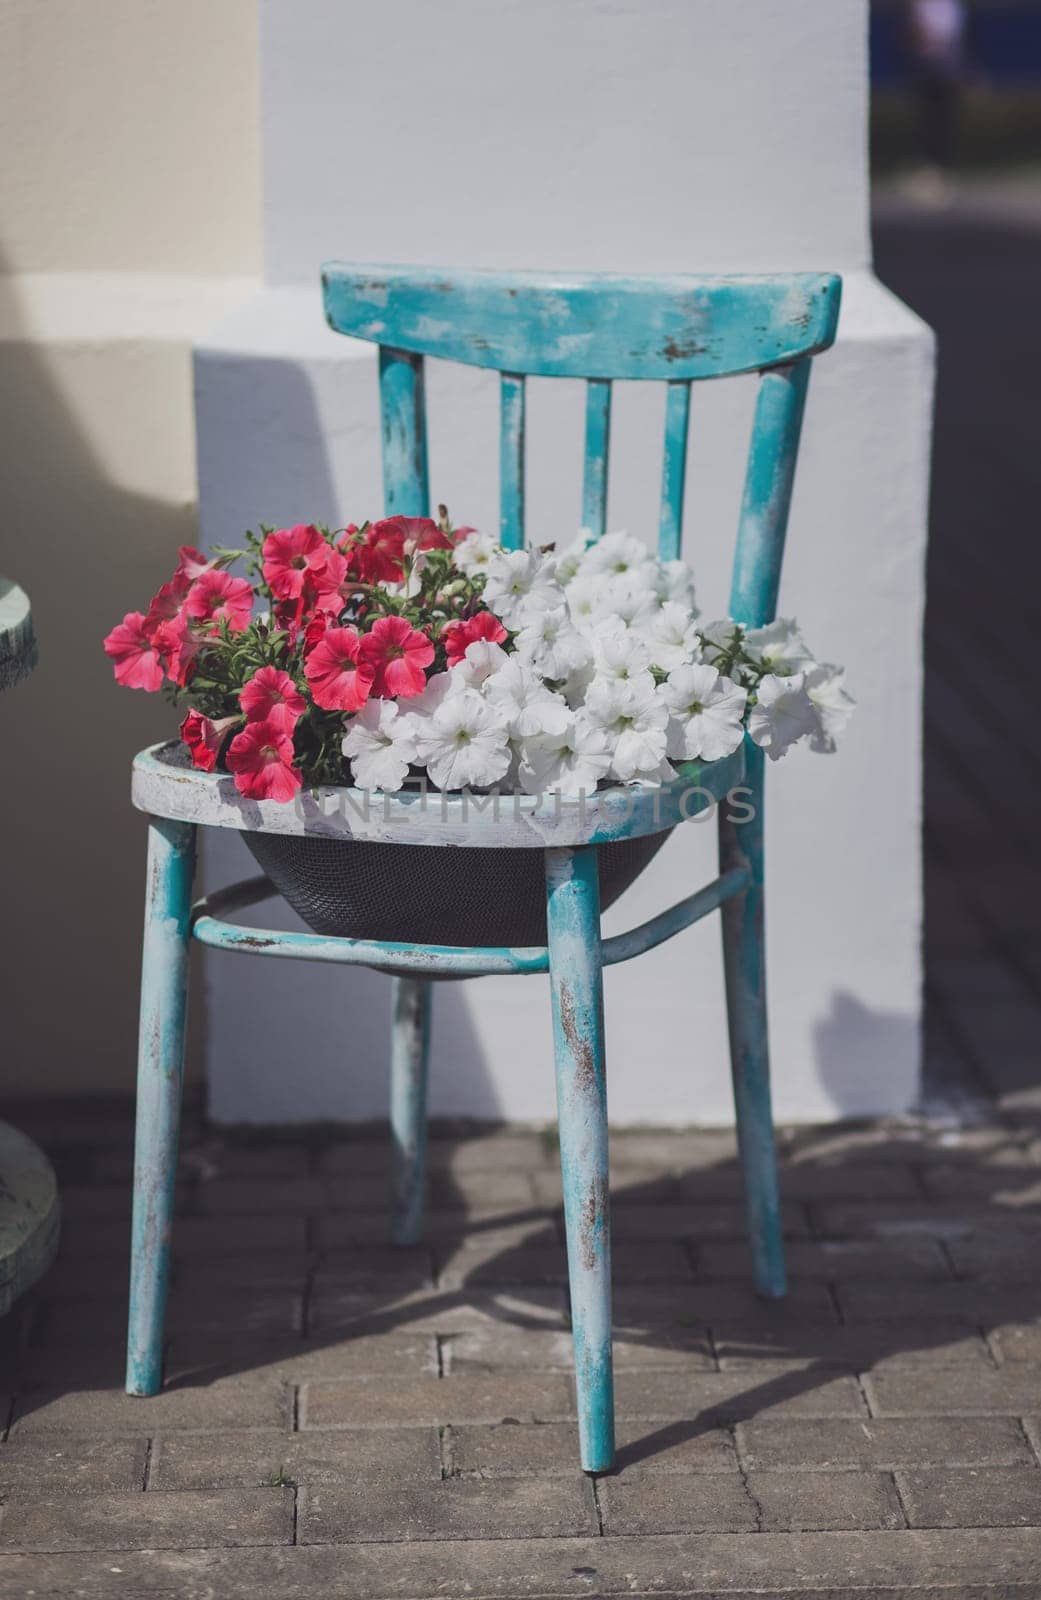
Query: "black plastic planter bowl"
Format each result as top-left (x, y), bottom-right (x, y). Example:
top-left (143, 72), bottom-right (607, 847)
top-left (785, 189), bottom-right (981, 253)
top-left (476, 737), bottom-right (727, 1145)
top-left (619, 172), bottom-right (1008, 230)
top-left (241, 827), bottom-right (670, 948)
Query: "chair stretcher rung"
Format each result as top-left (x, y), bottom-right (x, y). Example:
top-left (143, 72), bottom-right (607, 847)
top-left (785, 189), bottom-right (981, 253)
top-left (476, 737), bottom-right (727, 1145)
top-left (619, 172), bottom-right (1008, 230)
top-left (189, 867), bottom-right (751, 977)
top-left (602, 866), bottom-right (750, 963)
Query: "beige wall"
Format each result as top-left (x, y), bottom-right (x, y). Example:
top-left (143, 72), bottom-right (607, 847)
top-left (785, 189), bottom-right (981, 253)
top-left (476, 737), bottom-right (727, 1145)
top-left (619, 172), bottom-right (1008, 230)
top-left (0, 1), bottom-right (261, 1096)
top-left (1, 0), bottom-right (261, 275)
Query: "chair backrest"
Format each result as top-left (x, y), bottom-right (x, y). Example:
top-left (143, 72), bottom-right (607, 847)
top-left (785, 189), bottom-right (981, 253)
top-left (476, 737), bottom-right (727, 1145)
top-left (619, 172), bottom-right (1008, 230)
top-left (321, 265), bottom-right (841, 629)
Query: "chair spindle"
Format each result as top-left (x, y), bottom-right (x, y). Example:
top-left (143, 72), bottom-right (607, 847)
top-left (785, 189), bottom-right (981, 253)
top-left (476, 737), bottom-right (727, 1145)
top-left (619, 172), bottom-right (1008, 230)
top-left (581, 379), bottom-right (612, 541)
top-left (378, 346), bottom-right (430, 516)
top-left (499, 372), bottom-right (526, 550)
top-left (658, 380), bottom-right (692, 562)
top-left (729, 358), bottom-right (811, 628)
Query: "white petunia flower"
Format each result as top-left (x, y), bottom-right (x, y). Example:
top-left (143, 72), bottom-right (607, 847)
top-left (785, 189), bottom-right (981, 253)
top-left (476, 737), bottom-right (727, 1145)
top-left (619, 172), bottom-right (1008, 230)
top-left (562, 573), bottom-right (601, 635)
top-left (514, 605), bottom-right (593, 682)
top-left (583, 678), bottom-right (673, 785)
top-left (590, 571), bottom-right (660, 633)
top-left (698, 618), bottom-right (745, 667)
top-left (578, 530), bottom-right (653, 582)
top-left (744, 617), bottom-right (814, 676)
top-left (518, 712), bottom-right (613, 797)
top-left (654, 559), bottom-right (697, 611)
top-left (747, 672), bottom-right (818, 761)
top-left (661, 663), bottom-right (747, 762)
top-left (642, 601), bottom-right (701, 673)
top-left (592, 619), bottom-right (655, 692)
top-left (403, 670), bottom-right (460, 719)
top-left (410, 687), bottom-right (512, 791)
top-left (804, 663), bottom-right (855, 753)
top-left (453, 638), bottom-right (510, 689)
top-left (554, 532), bottom-right (594, 586)
top-left (453, 529), bottom-right (499, 577)
top-left (482, 549), bottom-right (563, 627)
top-left (342, 699), bottom-right (417, 792)
top-left (483, 657), bottom-right (571, 739)
top-left (558, 657), bottom-right (597, 709)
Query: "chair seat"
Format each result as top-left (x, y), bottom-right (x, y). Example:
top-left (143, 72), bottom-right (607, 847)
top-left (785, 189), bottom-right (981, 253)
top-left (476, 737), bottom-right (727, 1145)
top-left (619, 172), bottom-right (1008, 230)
top-left (132, 741), bottom-right (745, 849)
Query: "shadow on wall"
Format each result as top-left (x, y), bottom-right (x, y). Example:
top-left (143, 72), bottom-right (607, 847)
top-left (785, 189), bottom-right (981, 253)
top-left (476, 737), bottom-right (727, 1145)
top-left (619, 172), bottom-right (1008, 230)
top-left (813, 991), bottom-right (922, 1123)
top-left (194, 342), bottom-right (499, 1123)
top-left (0, 254), bottom-right (194, 1096)
top-left (0, 265), bottom-right (502, 1119)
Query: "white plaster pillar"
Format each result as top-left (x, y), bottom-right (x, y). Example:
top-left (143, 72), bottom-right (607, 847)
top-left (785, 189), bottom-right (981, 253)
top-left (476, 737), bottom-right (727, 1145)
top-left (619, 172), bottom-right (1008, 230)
top-left (197, 0), bottom-right (933, 1125)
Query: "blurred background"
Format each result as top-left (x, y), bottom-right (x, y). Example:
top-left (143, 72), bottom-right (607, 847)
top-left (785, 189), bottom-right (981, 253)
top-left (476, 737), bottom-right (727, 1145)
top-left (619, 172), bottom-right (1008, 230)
top-left (870, 0), bottom-right (1041, 1117)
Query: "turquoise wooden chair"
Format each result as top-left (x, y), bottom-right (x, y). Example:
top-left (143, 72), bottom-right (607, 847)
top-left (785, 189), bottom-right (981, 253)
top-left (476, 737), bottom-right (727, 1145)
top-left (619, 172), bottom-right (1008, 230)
top-left (125, 265), bottom-right (841, 1473)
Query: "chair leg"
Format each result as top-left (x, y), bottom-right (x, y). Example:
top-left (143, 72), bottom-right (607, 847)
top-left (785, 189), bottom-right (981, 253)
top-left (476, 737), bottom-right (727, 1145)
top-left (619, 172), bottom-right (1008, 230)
top-left (389, 976), bottom-right (432, 1246)
top-left (718, 741), bottom-right (787, 1299)
top-left (126, 817), bottom-right (196, 1396)
top-left (545, 846), bottom-right (614, 1474)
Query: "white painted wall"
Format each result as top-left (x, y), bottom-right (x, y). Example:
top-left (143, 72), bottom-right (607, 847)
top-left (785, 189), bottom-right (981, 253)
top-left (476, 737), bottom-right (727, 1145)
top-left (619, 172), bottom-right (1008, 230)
top-left (260, 0), bottom-right (869, 282)
top-left (199, 0), bottom-right (934, 1126)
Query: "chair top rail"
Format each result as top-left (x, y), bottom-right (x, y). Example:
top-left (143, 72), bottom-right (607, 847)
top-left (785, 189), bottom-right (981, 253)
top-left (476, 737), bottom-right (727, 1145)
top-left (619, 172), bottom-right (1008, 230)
top-left (132, 742), bottom-right (744, 849)
top-left (322, 264), bottom-right (842, 381)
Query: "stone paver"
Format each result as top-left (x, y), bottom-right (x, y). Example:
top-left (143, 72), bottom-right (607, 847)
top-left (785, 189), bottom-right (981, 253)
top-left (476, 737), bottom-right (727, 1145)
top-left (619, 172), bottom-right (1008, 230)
top-left (299, 1373), bottom-right (574, 1429)
top-left (0, 1435), bottom-right (147, 1495)
top-left (596, 1472), bottom-right (757, 1535)
top-left (166, 1332), bottom-right (440, 1381)
top-left (4, 1528), bottom-right (1041, 1597)
top-left (864, 1367), bottom-right (1041, 1416)
top-left (736, 1416), bottom-right (1035, 1471)
top-left (610, 1200), bottom-right (812, 1240)
top-left (713, 1323), bottom-right (993, 1372)
top-left (613, 1366), bottom-right (866, 1422)
top-left (0, 1488), bottom-right (293, 1551)
top-left (749, 1470), bottom-right (906, 1533)
top-left (694, 1238), bottom-right (951, 1281)
top-left (149, 1426), bottom-right (441, 1489)
top-left (448, 1420), bottom-right (738, 1477)
top-left (10, 1376), bottom-right (290, 1437)
top-left (896, 1467), bottom-right (1041, 1528)
top-left (611, 1281), bottom-right (839, 1327)
top-left (307, 1283), bottom-right (568, 1335)
top-left (989, 1325), bottom-right (1041, 1365)
top-left (444, 1325), bottom-right (715, 1373)
top-left (300, 1477), bottom-right (597, 1543)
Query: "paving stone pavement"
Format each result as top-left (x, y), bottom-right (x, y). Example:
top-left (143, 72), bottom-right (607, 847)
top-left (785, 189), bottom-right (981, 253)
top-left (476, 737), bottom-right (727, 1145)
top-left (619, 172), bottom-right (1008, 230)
top-left (3, 1104), bottom-right (1041, 1596)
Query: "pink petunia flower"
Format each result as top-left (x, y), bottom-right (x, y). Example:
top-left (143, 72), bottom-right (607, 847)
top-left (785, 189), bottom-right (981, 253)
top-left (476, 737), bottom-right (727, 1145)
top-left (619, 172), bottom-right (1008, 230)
top-left (359, 614), bottom-right (435, 699)
top-left (397, 516), bottom-right (454, 554)
top-left (144, 573), bottom-right (190, 634)
top-left (441, 610), bottom-right (508, 667)
top-left (302, 612), bottom-right (331, 653)
top-left (262, 524), bottom-right (327, 600)
top-left (103, 612), bottom-right (165, 691)
top-left (225, 719), bottom-right (302, 801)
top-left (311, 547), bottom-right (363, 617)
top-left (240, 666), bottom-right (306, 730)
top-left (304, 626), bottom-right (376, 711)
top-left (180, 710), bottom-right (239, 772)
top-left (184, 569), bottom-right (254, 633)
top-left (152, 615), bottom-right (201, 688)
top-left (175, 546), bottom-right (218, 581)
top-left (348, 519), bottom-right (407, 584)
